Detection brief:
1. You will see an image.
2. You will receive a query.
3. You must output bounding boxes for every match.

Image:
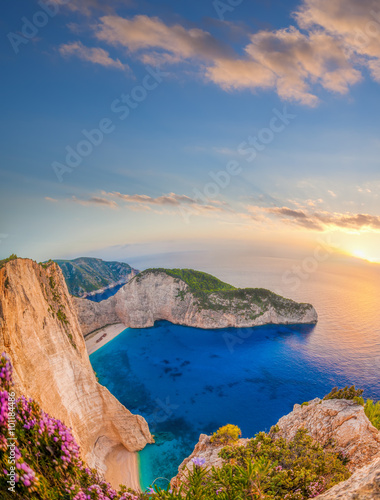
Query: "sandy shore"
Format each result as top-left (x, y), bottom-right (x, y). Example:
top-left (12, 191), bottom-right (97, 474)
top-left (104, 446), bottom-right (141, 492)
top-left (85, 323), bottom-right (126, 355)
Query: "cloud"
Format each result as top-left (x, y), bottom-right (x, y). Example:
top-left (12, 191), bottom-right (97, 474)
top-left (45, 197), bottom-right (58, 202)
top-left (71, 196), bottom-right (118, 208)
top-left (95, 15), bottom-right (232, 62)
top-left (295, 0), bottom-right (380, 79)
top-left (104, 191), bottom-right (228, 215)
top-left (84, 0), bottom-right (380, 105)
top-left (249, 204), bottom-right (380, 232)
top-left (245, 28), bottom-right (361, 105)
top-left (106, 191), bottom-right (199, 206)
top-left (59, 41), bottom-right (129, 71)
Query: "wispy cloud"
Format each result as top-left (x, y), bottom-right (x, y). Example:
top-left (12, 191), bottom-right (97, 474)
top-left (248, 204), bottom-right (380, 232)
top-left (59, 41), bottom-right (129, 71)
top-left (104, 191), bottom-right (229, 214)
top-left (70, 195), bottom-right (118, 208)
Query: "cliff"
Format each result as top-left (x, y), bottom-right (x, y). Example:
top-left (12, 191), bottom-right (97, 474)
top-left (0, 258), bottom-right (153, 489)
top-left (74, 268), bottom-right (318, 334)
top-left (54, 257), bottom-right (139, 297)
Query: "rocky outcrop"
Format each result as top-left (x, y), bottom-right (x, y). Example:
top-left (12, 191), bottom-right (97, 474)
top-left (316, 455), bottom-right (380, 499)
top-left (276, 398), bottom-right (380, 471)
top-left (0, 258), bottom-right (153, 488)
top-left (170, 433), bottom-right (248, 490)
top-left (74, 270), bottom-right (318, 334)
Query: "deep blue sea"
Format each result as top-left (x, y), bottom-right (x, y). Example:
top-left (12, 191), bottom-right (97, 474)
top-left (90, 255), bottom-right (380, 491)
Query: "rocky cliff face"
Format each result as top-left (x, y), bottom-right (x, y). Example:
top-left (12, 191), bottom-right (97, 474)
top-left (74, 270), bottom-right (318, 334)
top-left (0, 258), bottom-right (153, 488)
top-left (73, 294), bottom-right (119, 336)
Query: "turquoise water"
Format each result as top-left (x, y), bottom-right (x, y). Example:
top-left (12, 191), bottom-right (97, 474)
top-left (90, 258), bottom-right (380, 491)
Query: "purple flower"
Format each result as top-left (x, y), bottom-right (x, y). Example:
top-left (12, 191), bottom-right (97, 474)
top-left (191, 457), bottom-right (206, 467)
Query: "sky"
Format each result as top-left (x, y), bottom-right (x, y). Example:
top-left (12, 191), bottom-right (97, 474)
top-left (1, 0), bottom-right (380, 265)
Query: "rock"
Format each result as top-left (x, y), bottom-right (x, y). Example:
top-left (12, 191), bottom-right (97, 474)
top-left (0, 258), bottom-right (153, 488)
top-left (72, 294), bottom-right (119, 336)
top-left (170, 434), bottom-right (249, 490)
top-left (315, 455), bottom-right (380, 499)
top-left (276, 398), bottom-right (380, 471)
top-left (74, 269), bottom-right (318, 334)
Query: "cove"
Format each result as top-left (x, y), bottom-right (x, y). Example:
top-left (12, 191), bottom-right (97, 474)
top-left (89, 318), bottom-right (380, 491)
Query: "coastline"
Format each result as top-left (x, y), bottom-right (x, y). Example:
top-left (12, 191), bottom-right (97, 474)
top-left (86, 323), bottom-right (143, 492)
top-left (85, 323), bottom-right (126, 355)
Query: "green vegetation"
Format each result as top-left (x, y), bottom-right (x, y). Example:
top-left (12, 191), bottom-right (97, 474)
top-left (54, 257), bottom-right (138, 297)
top-left (140, 268), bottom-right (236, 295)
top-left (363, 400), bottom-right (380, 430)
top-left (0, 254), bottom-right (18, 270)
top-left (323, 386), bottom-right (364, 401)
top-left (210, 424), bottom-right (242, 445)
top-left (57, 307), bottom-right (68, 325)
top-left (39, 260), bottom-right (54, 269)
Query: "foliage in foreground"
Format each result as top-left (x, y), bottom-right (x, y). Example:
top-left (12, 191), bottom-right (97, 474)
top-left (210, 424), bottom-right (242, 445)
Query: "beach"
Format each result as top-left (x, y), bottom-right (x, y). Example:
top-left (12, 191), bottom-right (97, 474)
top-left (105, 446), bottom-right (141, 492)
top-left (85, 323), bottom-right (126, 355)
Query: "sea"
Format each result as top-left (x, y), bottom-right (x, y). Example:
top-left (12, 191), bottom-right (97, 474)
top-left (89, 251), bottom-right (380, 491)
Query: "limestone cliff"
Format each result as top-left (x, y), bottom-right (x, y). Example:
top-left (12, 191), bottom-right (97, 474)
top-left (74, 269), bottom-right (318, 334)
top-left (0, 258), bottom-right (153, 488)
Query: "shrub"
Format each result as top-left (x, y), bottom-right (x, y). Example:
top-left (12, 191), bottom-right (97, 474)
top-left (152, 428), bottom-right (350, 499)
top-left (210, 424), bottom-right (242, 445)
top-left (323, 386), bottom-right (364, 401)
top-left (364, 400), bottom-right (380, 430)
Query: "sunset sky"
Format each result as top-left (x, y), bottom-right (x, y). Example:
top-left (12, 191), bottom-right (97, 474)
top-left (1, 0), bottom-right (380, 264)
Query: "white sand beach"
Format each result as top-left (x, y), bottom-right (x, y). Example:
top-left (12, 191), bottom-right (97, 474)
top-left (105, 446), bottom-right (141, 492)
top-left (85, 323), bottom-right (126, 355)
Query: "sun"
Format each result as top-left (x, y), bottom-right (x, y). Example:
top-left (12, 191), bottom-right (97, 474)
top-left (352, 249), bottom-right (378, 263)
